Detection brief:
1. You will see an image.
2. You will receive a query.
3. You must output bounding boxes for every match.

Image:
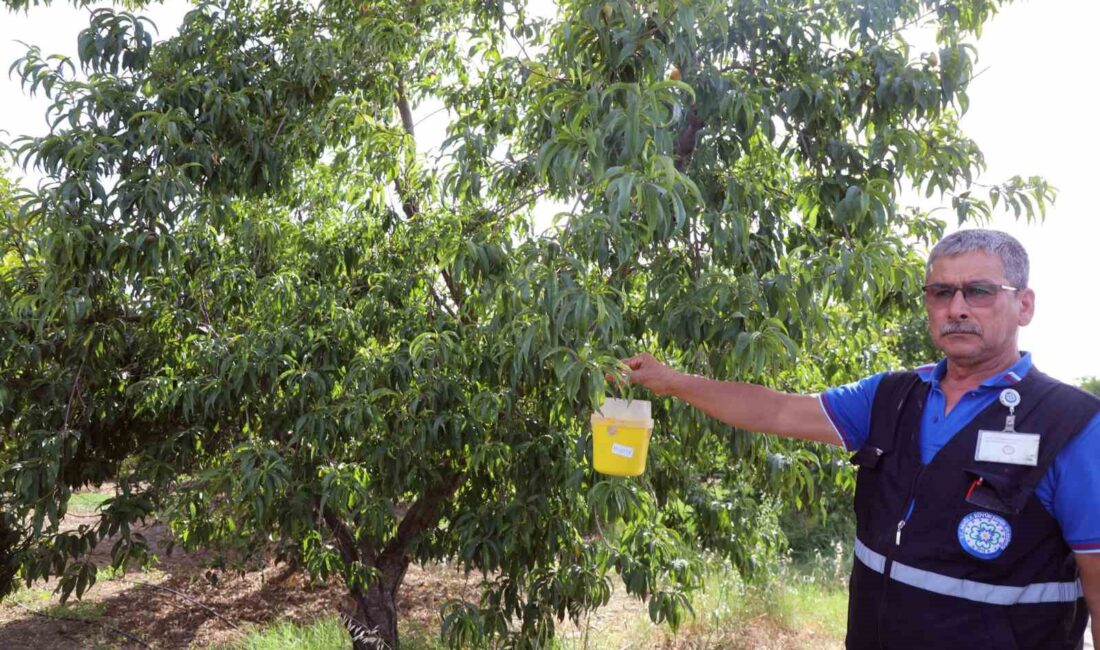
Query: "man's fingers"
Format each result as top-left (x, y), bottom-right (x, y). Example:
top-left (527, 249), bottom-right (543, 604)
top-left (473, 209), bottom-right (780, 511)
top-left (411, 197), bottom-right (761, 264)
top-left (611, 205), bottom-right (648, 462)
top-left (608, 354), bottom-right (658, 387)
top-left (606, 364), bottom-right (633, 384)
top-left (606, 359), bottom-right (636, 386)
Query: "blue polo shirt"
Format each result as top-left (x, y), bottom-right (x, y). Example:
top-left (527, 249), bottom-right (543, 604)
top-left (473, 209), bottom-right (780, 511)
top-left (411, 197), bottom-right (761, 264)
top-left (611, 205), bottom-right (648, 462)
top-left (819, 352), bottom-right (1100, 555)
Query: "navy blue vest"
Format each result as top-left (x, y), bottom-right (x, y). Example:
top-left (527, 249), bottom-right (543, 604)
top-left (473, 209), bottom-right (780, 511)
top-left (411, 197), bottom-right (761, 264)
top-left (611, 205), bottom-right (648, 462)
top-left (846, 368), bottom-right (1099, 650)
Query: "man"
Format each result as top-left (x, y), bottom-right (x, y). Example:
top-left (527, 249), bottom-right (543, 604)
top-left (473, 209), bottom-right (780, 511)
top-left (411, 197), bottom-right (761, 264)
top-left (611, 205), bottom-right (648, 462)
top-left (622, 230), bottom-right (1100, 649)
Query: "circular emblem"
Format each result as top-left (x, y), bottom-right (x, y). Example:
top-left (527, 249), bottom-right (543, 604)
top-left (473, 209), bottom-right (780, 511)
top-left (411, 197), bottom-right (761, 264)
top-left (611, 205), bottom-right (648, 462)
top-left (957, 511), bottom-right (1012, 560)
top-left (999, 388), bottom-right (1021, 409)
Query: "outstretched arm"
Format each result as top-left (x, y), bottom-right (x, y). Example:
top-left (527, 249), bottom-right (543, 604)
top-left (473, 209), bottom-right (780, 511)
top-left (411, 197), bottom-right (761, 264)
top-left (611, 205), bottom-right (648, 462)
top-left (622, 353), bottom-right (842, 446)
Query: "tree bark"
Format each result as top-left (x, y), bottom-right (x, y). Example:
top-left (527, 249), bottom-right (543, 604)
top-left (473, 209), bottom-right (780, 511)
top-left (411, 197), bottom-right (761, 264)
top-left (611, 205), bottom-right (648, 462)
top-left (674, 103), bottom-right (703, 171)
top-left (343, 557), bottom-right (407, 649)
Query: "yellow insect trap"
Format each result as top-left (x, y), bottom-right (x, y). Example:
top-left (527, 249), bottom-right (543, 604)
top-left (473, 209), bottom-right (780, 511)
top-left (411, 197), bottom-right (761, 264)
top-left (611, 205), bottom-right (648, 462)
top-left (591, 398), bottom-right (653, 476)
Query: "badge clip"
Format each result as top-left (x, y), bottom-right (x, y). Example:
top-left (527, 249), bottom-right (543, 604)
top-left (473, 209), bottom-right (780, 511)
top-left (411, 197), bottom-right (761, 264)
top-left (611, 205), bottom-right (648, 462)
top-left (999, 388), bottom-right (1020, 432)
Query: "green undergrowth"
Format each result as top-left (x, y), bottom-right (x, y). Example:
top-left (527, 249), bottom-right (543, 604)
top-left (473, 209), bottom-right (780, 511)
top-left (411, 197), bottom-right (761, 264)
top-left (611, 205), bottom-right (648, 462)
top-left (217, 617), bottom-right (462, 650)
top-left (68, 490), bottom-right (113, 512)
top-left (636, 553), bottom-right (849, 649)
top-left (43, 599), bottom-right (109, 620)
top-left (218, 617), bottom-right (351, 649)
top-left (6, 585), bottom-right (108, 620)
top-left (773, 578), bottom-right (849, 640)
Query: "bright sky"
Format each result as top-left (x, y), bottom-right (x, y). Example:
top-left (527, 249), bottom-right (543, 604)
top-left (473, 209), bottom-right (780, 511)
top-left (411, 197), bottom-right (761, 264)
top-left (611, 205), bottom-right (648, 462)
top-left (2, 0), bottom-right (1097, 382)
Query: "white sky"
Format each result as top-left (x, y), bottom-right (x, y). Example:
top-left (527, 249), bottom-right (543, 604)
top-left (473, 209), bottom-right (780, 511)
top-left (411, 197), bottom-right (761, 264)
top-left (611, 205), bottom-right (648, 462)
top-left (2, 0), bottom-right (1097, 382)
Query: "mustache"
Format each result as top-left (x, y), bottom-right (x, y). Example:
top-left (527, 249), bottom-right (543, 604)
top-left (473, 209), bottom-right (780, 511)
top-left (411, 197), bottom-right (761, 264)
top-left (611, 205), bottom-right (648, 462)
top-left (941, 322), bottom-right (982, 336)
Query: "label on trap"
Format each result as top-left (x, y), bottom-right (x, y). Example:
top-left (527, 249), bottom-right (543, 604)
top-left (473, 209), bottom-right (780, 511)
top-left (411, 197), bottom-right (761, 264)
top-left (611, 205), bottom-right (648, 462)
top-left (611, 443), bottom-right (635, 459)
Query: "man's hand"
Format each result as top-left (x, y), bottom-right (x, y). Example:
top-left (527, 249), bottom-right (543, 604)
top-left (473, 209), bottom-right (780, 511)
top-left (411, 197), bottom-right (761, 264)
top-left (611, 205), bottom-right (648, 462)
top-left (611, 352), bottom-right (842, 446)
top-left (619, 353), bottom-right (684, 397)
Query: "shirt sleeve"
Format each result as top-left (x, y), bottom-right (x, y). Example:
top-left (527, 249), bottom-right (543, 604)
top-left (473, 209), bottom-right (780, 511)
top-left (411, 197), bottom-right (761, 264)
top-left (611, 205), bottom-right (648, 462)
top-left (1037, 411), bottom-right (1100, 553)
top-left (818, 372), bottom-right (887, 452)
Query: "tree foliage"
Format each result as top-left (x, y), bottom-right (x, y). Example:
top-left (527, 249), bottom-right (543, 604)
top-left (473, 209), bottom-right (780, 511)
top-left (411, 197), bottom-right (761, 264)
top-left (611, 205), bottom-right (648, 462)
top-left (0, 0), bottom-right (1053, 647)
top-left (1078, 377), bottom-right (1100, 398)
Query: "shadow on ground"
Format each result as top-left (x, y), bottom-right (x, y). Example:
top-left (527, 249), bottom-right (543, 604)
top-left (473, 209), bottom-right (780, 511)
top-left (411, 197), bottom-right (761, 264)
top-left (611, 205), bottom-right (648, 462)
top-left (0, 519), bottom-right (356, 648)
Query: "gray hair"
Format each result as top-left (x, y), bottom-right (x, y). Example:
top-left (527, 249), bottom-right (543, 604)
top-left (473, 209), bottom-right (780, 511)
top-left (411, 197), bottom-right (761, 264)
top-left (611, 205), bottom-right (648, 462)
top-left (927, 229), bottom-right (1029, 288)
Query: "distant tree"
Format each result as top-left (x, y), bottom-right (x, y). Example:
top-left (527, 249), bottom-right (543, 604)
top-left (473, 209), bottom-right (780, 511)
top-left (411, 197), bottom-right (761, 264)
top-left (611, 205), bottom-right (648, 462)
top-left (1079, 377), bottom-right (1100, 398)
top-left (0, 1), bottom-right (1054, 648)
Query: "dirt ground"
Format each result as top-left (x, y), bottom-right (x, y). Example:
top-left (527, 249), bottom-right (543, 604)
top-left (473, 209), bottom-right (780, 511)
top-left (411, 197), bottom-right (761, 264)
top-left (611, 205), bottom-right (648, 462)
top-left (0, 516), bottom-right (483, 649)
top-left (0, 488), bottom-right (837, 649)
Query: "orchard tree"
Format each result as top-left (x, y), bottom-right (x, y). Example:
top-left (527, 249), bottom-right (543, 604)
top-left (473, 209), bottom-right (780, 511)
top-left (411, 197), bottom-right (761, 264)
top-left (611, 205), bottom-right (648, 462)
top-left (0, 0), bottom-right (1054, 648)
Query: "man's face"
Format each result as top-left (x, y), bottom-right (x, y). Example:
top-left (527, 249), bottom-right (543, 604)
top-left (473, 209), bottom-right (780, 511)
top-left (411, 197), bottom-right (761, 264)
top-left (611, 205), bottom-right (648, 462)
top-left (924, 251), bottom-right (1035, 368)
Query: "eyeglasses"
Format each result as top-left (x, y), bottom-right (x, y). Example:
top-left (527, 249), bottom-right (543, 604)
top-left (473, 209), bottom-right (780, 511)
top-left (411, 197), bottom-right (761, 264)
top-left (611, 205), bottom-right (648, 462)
top-left (922, 282), bottom-right (1019, 307)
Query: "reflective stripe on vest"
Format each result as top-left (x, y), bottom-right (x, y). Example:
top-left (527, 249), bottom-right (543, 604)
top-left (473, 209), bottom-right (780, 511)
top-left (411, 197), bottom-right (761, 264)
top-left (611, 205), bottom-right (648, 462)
top-left (854, 537), bottom-right (1083, 605)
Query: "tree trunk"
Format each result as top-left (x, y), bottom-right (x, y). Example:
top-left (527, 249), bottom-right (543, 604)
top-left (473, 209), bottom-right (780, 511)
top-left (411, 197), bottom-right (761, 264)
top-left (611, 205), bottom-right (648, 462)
top-left (343, 556), bottom-right (408, 650)
top-left (326, 472), bottom-right (461, 649)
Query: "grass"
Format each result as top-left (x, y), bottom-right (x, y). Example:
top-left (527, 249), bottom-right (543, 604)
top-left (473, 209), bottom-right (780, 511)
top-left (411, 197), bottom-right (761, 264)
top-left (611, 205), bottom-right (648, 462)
top-left (7, 579), bottom-right (115, 617)
top-left (772, 537), bottom-right (851, 640)
top-left (774, 579), bottom-right (848, 639)
top-left (43, 599), bottom-right (109, 620)
top-left (219, 617), bottom-right (351, 650)
top-left (575, 542), bottom-right (851, 650)
top-left (69, 490), bottom-right (112, 512)
top-left (217, 616), bottom-right (455, 650)
top-left (3, 559), bottom-right (156, 617)
top-left (6, 580), bottom-right (53, 609)
top-left (644, 563), bottom-right (848, 649)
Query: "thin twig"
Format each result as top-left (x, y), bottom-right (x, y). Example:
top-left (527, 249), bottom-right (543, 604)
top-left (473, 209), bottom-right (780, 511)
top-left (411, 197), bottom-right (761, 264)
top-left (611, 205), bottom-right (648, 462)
top-left (272, 112), bottom-right (289, 140)
top-left (492, 188), bottom-right (548, 220)
top-left (412, 104), bottom-right (449, 129)
top-left (63, 360), bottom-right (85, 429)
top-left (198, 287), bottom-right (219, 339)
top-left (968, 64), bottom-right (992, 84)
top-left (8, 600), bottom-right (150, 647)
top-left (120, 579), bottom-right (240, 630)
top-left (503, 13), bottom-right (534, 64)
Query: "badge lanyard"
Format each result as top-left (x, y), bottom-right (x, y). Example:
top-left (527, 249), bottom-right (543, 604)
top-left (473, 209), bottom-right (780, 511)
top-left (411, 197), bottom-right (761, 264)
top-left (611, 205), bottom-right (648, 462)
top-left (999, 388), bottom-right (1020, 432)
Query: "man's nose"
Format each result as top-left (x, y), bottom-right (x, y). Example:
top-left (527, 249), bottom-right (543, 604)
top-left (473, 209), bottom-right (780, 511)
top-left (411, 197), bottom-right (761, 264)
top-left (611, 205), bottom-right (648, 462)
top-left (947, 288), bottom-right (971, 318)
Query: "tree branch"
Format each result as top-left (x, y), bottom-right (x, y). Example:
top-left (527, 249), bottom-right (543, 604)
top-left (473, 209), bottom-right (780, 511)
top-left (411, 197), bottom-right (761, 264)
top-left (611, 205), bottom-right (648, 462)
top-left (321, 504), bottom-right (374, 567)
top-left (379, 472), bottom-right (462, 566)
top-left (426, 282), bottom-right (456, 318)
top-left (396, 77), bottom-right (415, 138)
top-left (392, 68), bottom-right (468, 319)
top-left (63, 359), bottom-right (86, 430)
top-left (674, 104), bottom-right (703, 171)
top-left (394, 76), bottom-right (419, 221)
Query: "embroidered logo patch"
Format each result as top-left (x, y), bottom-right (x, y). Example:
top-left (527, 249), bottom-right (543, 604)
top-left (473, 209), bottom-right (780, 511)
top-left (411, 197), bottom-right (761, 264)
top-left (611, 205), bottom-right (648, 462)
top-left (957, 511), bottom-right (1012, 560)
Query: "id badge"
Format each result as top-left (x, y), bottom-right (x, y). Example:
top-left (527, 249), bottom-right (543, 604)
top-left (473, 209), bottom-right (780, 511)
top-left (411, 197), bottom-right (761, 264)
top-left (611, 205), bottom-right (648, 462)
top-left (975, 430), bottom-right (1040, 466)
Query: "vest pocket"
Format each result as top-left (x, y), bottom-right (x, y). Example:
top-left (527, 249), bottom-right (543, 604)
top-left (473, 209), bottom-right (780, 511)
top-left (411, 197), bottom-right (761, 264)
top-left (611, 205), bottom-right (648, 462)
top-left (851, 445), bottom-right (885, 469)
top-left (963, 468), bottom-right (1025, 515)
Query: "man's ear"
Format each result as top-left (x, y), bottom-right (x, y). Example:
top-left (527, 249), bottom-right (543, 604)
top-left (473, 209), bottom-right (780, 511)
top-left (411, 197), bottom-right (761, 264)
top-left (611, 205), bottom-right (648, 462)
top-left (1017, 287), bottom-right (1036, 326)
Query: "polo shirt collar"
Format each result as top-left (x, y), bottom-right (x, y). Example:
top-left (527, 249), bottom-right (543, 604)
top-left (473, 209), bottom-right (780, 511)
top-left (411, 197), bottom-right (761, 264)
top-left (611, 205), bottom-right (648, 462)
top-left (917, 352), bottom-right (1032, 389)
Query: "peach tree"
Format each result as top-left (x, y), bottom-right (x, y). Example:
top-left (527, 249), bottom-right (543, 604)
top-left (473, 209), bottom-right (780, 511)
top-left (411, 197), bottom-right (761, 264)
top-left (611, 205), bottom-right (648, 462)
top-left (0, 0), bottom-right (1052, 647)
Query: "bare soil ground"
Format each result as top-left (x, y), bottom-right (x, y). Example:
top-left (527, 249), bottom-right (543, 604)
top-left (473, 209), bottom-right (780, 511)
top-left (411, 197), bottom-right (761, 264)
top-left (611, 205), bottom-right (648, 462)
top-left (0, 518), bottom-right (478, 648)
top-left (0, 487), bottom-right (839, 649)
